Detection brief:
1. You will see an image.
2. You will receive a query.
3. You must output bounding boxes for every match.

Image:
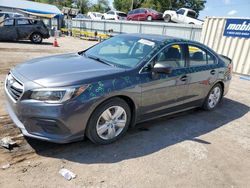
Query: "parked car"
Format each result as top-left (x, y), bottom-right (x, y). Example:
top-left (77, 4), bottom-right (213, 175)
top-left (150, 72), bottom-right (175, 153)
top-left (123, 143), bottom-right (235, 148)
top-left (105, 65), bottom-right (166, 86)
top-left (163, 8), bottom-right (203, 25)
top-left (74, 13), bottom-right (90, 19)
top-left (0, 17), bottom-right (50, 44)
top-left (103, 10), bottom-right (127, 20)
top-left (87, 12), bottom-right (103, 20)
top-left (127, 8), bottom-right (163, 21)
top-left (5, 34), bottom-right (232, 145)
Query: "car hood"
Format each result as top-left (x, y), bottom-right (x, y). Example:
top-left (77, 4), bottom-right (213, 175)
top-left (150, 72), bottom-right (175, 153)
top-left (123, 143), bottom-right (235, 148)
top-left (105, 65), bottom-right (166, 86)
top-left (14, 53), bottom-right (125, 87)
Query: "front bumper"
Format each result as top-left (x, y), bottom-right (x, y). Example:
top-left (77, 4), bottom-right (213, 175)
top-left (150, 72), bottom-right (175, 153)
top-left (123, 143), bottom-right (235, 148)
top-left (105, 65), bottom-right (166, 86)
top-left (5, 98), bottom-right (86, 143)
top-left (4, 72), bottom-right (94, 143)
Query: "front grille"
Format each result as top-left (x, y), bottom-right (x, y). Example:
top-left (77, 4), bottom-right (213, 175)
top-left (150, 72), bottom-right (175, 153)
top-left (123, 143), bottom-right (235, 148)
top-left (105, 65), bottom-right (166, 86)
top-left (6, 73), bottom-right (24, 101)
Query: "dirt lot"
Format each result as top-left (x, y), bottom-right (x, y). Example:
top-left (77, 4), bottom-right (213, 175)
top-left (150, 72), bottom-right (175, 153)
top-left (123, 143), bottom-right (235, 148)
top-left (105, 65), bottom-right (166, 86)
top-left (0, 37), bottom-right (249, 188)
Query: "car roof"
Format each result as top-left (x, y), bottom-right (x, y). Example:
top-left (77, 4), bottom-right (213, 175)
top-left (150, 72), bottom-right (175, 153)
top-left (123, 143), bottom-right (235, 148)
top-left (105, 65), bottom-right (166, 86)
top-left (179, 8), bottom-right (196, 12)
top-left (122, 33), bottom-right (189, 43)
top-left (0, 11), bottom-right (21, 14)
top-left (3, 17), bottom-right (40, 21)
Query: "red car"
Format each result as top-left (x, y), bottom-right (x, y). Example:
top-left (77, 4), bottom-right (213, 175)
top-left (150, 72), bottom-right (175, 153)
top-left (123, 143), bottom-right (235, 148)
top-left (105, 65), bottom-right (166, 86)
top-left (127, 8), bottom-right (163, 21)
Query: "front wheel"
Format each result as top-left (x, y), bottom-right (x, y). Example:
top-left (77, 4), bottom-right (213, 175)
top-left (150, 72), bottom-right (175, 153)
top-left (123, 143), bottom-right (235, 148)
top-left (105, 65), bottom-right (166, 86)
top-left (203, 84), bottom-right (223, 110)
top-left (86, 98), bottom-right (131, 144)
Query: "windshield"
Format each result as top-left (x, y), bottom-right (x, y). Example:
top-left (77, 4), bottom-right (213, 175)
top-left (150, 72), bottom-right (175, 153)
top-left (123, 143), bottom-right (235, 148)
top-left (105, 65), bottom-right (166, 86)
top-left (84, 35), bottom-right (160, 68)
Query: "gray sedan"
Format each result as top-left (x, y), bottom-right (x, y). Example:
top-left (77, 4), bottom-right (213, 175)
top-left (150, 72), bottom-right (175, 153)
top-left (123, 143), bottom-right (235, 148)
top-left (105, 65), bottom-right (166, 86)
top-left (5, 34), bottom-right (232, 144)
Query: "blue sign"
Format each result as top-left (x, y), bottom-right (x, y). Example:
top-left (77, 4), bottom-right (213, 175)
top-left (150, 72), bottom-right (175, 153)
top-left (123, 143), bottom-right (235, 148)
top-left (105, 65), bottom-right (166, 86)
top-left (223, 19), bottom-right (250, 38)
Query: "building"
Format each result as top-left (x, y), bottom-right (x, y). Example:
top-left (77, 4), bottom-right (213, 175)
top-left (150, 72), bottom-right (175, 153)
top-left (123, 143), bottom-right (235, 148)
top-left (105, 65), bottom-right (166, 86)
top-left (0, 0), bottom-right (63, 29)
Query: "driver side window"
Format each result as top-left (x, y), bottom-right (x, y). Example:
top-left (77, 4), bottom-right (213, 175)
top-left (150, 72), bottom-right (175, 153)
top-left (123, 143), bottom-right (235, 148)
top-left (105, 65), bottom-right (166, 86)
top-left (155, 44), bottom-right (186, 68)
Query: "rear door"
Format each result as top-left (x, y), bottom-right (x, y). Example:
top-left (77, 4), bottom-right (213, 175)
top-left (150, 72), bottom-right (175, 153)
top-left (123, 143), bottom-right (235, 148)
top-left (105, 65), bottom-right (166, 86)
top-left (132, 9), bottom-right (140, 20)
top-left (184, 43), bottom-right (218, 104)
top-left (140, 43), bottom-right (189, 118)
top-left (138, 9), bottom-right (146, 20)
top-left (0, 19), bottom-right (17, 41)
top-left (16, 18), bottom-right (34, 39)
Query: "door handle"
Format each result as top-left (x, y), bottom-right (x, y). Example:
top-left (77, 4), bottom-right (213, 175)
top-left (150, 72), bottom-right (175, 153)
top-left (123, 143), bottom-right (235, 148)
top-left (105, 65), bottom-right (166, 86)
top-left (210, 70), bottom-right (216, 75)
top-left (180, 75), bottom-right (187, 81)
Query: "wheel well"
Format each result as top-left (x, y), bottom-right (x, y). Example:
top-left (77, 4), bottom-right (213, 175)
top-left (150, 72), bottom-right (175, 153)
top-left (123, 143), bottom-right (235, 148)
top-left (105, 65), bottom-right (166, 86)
top-left (30, 32), bottom-right (42, 39)
top-left (90, 95), bottom-right (137, 127)
top-left (216, 81), bottom-right (224, 95)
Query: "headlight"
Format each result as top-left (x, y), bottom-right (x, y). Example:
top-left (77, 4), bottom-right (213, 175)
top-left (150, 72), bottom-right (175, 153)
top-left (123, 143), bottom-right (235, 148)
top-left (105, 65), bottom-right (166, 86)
top-left (30, 85), bottom-right (89, 103)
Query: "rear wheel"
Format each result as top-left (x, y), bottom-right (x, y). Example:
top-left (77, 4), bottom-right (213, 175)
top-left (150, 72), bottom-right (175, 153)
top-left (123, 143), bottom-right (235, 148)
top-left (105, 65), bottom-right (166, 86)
top-left (30, 33), bottom-right (43, 44)
top-left (203, 84), bottom-right (222, 110)
top-left (164, 14), bottom-right (171, 22)
top-left (86, 98), bottom-right (131, 144)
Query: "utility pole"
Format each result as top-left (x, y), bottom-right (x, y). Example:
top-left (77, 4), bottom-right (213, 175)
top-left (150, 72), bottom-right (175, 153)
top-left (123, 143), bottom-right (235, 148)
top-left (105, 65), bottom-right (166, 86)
top-left (131, 0), bottom-right (133, 11)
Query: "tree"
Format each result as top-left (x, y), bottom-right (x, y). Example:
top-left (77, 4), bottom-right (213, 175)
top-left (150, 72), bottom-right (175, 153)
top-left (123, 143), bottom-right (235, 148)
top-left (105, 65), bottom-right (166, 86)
top-left (89, 0), bottom-right (110, 13)
top-left (77, 0), bottom-right (90, 13)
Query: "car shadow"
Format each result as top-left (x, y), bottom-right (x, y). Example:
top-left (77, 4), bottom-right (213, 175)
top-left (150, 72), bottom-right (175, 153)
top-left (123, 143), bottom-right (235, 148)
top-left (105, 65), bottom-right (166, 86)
top-left (27, 97), bottom-right (249, 164)
top-left (0, 41), bottom-right (53, 45)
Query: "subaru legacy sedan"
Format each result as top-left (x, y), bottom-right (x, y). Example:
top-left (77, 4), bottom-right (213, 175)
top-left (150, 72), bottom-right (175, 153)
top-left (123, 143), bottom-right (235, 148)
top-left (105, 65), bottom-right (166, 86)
top-left (5, 34), bottom-right (232, 144)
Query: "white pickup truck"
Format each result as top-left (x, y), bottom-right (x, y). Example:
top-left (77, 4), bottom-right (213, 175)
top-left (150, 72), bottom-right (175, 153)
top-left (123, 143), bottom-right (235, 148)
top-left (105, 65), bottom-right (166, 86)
top-left (163, 8), bottom-right (203, 25)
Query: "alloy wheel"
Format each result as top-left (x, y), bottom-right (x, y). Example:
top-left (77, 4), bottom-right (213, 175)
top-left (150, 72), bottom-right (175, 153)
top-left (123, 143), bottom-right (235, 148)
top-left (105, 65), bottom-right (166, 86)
top-left (96, 106), bottom-right (127, 140)
top-left (208, 86), bottom-right (221, 109)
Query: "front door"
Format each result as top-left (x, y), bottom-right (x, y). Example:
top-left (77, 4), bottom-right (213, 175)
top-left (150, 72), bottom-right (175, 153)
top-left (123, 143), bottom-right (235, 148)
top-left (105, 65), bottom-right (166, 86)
top-left (0, 19), bottom-right (17, 41)
top-left (140, 43), bottom-right (189, 119)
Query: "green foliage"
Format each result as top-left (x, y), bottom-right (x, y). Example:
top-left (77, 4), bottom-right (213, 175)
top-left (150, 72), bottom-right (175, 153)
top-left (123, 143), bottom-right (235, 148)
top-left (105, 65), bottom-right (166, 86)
top-left (113, 0), bottom-right (206, 14)
top-left (30, 0), bottom-right (110, 13)
top-left (89, 0), bottom-right (110, 13)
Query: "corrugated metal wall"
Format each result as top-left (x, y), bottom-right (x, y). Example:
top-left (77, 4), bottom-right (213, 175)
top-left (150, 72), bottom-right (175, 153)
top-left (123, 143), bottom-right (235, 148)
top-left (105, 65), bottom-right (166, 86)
top-left (67, 19), bottom-right (202, 42)
top-left (200, 17), bottom-right (250, 75)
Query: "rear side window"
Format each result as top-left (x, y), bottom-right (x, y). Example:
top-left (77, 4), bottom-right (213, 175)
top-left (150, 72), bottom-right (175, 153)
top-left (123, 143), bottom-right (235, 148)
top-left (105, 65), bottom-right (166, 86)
top-left (17, 19), bottom-right (30, 25)
top-left (187, 11), bottom-right (196, 18)
top-left (4, 19), bottom-right (14, 26)
top-left (139, 9), bottom-right (145, 13)
top-left (128, 10), bottom-right (134, 15)
top-left (188, 45), bottom-right (216, 66)
top-left (134, 9), bottom-right (139, 14)
top-left (156, 44), bottom-right (186, 68)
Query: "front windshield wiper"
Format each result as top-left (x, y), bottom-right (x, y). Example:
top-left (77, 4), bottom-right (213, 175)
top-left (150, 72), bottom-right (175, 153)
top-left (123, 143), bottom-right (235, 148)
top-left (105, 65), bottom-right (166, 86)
top-left (86, 54), bottom-right (114, 67)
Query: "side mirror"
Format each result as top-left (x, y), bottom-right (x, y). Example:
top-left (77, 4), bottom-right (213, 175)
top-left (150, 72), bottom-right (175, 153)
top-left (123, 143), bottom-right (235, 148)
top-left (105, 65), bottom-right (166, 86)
top-left (153, 62), bottom-right (172, 74)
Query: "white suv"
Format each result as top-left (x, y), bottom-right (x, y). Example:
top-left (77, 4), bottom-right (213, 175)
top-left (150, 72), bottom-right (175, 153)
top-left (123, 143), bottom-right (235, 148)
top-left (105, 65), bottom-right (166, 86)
top-left (103, 10), bottom-right (127, 20)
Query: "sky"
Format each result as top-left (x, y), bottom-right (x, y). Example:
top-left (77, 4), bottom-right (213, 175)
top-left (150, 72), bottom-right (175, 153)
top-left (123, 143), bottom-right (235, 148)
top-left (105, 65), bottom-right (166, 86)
top-left (105, 0), bottom-right (250, 19)
top-left (199, 0), bottom-right (250, 19)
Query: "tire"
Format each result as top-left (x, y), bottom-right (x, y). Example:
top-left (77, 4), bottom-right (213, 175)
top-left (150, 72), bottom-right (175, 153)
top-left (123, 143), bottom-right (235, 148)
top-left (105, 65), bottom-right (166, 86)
top-left (86, 98), bottom-right (131, 145)
top-left (147, 16), bottom-right (153, 21)
top-left (202, 83), bottom-right (223, 111)
top-left (164, 14), bottom-right (171, 22)
top-left (30, 33), bottom-right (43, 44)
top-left (189, 22), bottom-right (194, 24)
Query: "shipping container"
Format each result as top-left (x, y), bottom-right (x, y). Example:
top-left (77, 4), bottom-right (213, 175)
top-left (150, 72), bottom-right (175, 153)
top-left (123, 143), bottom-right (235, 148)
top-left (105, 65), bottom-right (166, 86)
top-left (200, 17), bottom-right (250, 75)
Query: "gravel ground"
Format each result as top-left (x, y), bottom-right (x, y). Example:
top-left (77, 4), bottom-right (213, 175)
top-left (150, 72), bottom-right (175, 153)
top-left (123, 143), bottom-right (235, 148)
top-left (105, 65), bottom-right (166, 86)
top-left (0, 37), bottom-right (249, 188)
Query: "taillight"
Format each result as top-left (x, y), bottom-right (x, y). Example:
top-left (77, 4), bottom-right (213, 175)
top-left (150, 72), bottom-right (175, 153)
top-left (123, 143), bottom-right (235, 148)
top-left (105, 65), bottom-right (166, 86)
top-left (228, 63), bottom-right (233, 74)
